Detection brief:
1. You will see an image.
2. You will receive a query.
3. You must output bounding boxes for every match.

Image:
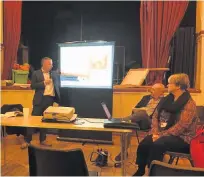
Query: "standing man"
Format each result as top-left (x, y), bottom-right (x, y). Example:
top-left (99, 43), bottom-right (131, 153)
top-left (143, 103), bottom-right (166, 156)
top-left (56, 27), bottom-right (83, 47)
top-left (21, 57), bottom-right (60, 148)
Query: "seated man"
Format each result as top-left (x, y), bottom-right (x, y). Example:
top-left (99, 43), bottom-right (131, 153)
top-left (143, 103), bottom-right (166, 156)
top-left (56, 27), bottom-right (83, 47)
top-left (115, 83), bottom-right (165, 161)
top-left (127, 83), bottom-right (165, 130)
top-left (133, 73), bottom-right (198, 176)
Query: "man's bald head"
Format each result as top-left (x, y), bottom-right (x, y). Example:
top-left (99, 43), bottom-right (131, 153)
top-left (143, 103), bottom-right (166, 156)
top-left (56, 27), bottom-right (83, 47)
top-left (150, 83), bottom-right (165, 99)
top-left (152, 83), bottom-right (165, 90)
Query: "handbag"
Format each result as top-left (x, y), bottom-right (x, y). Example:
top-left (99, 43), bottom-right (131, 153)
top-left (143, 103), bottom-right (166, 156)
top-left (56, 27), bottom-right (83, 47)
top-left (190, 125), bottom-right (204, 168)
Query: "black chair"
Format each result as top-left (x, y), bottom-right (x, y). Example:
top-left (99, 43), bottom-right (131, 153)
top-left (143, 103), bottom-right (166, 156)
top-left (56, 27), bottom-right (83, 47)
top-left (163, 106), bottom-right (204, 166)
top-left (149, 160), bottom-right (204, 176)
top-left (28, 145), bottom-right (98, 176)
top-left (1, 104), bottom-right (26, 136)
top-left (164, 151), bottom-right (194, 167)
top-left (162, 56), bottom-right (171, 85)
top-left (1, 104), bottom-right (23, 114)
top-left (197, 106), bottom-right (204, 125)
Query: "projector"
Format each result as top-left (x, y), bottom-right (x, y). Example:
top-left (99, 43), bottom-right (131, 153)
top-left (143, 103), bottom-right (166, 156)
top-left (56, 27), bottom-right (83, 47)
top-left (43, 106), bottom-right (75, 120)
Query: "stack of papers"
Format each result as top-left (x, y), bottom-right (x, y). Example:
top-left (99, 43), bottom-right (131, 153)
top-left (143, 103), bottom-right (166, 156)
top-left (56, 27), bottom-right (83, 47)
top-left (13, 83), bottom-right (31, 88)
top-left (1, 111), bottom-right (23, 118)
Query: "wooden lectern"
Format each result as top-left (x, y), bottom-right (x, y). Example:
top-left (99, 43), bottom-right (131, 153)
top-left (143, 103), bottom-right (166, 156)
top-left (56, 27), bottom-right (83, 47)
top-left (114, 68), bottom-right (169, 88)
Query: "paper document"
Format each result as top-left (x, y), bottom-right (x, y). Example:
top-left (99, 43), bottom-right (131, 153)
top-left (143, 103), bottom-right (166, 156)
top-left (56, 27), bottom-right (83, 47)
top-left (83, 118), bottom-right (105, 123)
top-left (3, 111), bottom-right (23, 118)
top-left (0, 114), bottom-right (5, 118)
top-left (74, 118), bottom-right (104, 128)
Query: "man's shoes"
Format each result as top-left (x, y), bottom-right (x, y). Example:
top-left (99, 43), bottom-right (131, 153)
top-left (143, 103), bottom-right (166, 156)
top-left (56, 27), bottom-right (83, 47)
top-left (40, 140), bottom-right (52, 147)
top-left (114, 162), bottom-right (121, 168)
top-left (115, 152), bottom-right (128, 161)
top-left (21, 142), bottom-right (29, 149)
top-left (17, 136), bottom-right (29, 149)
top-left (115, 153), bottom-right (121, 161)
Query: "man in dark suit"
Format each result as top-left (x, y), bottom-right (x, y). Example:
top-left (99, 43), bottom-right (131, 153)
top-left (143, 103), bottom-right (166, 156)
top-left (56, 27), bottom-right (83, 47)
top-left (129, 83), bottom-right (165, 129)
top-left (115, 83), bottom-right (165, 161)
top-left (21, 57), bottom-right (60, 149)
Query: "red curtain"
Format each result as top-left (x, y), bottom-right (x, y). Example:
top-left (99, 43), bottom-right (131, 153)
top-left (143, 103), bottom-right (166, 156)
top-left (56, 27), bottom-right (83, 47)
top-left (140, 1), bottom-right (189, 84)
top-left (2, 1), bottom-right (22, 80)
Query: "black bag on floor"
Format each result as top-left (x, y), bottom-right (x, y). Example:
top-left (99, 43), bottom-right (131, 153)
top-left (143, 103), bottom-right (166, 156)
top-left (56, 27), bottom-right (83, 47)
top-left (90, 149), bottom-right (108, 167)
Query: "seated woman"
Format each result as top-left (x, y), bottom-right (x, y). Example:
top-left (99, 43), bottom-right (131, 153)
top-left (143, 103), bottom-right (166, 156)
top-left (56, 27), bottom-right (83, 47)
top-left (133, 73), bottom-right (198, 176)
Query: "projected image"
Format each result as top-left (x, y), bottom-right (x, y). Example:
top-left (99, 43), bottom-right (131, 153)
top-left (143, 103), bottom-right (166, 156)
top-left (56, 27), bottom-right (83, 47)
top-left (59, 42), bottom-right (114, 88)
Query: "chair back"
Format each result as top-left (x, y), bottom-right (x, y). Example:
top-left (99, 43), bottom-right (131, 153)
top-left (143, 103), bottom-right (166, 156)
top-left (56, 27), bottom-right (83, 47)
top-left (1, 104), bottom-right (24, 136)
top-left (196, 106), bottom-right (204, 124)
top-left (1, 104), bottom-right (23, 114)
top-left (149, 160), bottom-right (204, 176)
top-left (28, 145), bottom-right (89, 176)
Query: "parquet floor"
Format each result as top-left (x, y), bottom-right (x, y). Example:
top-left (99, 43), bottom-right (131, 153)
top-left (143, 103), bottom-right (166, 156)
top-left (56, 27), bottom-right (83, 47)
top-left (1, 133), bottom-right (191, 176)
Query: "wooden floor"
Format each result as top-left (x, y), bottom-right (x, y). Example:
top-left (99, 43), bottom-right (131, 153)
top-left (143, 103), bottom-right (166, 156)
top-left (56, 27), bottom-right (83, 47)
top-left (1, 133), bottom-right (192, 176)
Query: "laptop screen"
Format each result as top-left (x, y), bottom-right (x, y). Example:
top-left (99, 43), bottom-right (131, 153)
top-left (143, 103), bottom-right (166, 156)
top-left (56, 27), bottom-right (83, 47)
top-left (101, 102), bottom-right (112, 120)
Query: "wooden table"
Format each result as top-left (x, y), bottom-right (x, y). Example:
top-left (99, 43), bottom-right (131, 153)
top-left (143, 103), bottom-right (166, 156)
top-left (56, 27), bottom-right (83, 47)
top-left (1, 116), bottom-right (132, 176)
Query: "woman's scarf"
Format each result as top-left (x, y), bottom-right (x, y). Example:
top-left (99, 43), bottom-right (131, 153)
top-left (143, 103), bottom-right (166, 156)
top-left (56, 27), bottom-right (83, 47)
top-left (157, 91), bottom-right (191, 129)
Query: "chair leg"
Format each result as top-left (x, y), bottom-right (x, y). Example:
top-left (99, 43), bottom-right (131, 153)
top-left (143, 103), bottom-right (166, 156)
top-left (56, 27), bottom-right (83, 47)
top-left (189, 159), bottom-right (194, 167)
top-left (175, 157), bottom-right (179, 165)
top-left (168, 156), bottom-right (175, 164)
top-left (135, 130), bottom-right (140, 144)
top-left (2, 127), bottom-right (5, 137)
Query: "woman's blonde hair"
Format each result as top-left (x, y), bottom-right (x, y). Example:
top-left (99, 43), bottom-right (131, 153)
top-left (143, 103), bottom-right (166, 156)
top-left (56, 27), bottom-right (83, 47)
top-left (168, 73), bottom-right (190, 90)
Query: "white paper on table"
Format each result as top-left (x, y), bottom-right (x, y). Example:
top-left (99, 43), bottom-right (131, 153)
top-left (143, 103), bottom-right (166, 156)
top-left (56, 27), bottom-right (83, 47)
top-left (74, 119), bottom-right (104, 128)
top-left (75, 123), bottom-right (104, 128)
top-left (0, 114), bottom-right (5, 118)
top-left (83, 118), bottom-right (105, 123)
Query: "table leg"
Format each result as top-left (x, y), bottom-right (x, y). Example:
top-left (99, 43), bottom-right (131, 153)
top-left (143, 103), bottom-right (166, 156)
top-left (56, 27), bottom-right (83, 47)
top-left (1, 126), bottom-right (7, 164)
top-left (120, 132), bottom-right (128, 176)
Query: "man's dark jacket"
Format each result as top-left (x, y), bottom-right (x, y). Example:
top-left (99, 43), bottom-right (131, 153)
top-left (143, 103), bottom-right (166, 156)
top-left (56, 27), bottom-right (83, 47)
top-left (31, 70), bottom-right (60, 105)
top-left (135, 95), bottom-right (151, 108)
